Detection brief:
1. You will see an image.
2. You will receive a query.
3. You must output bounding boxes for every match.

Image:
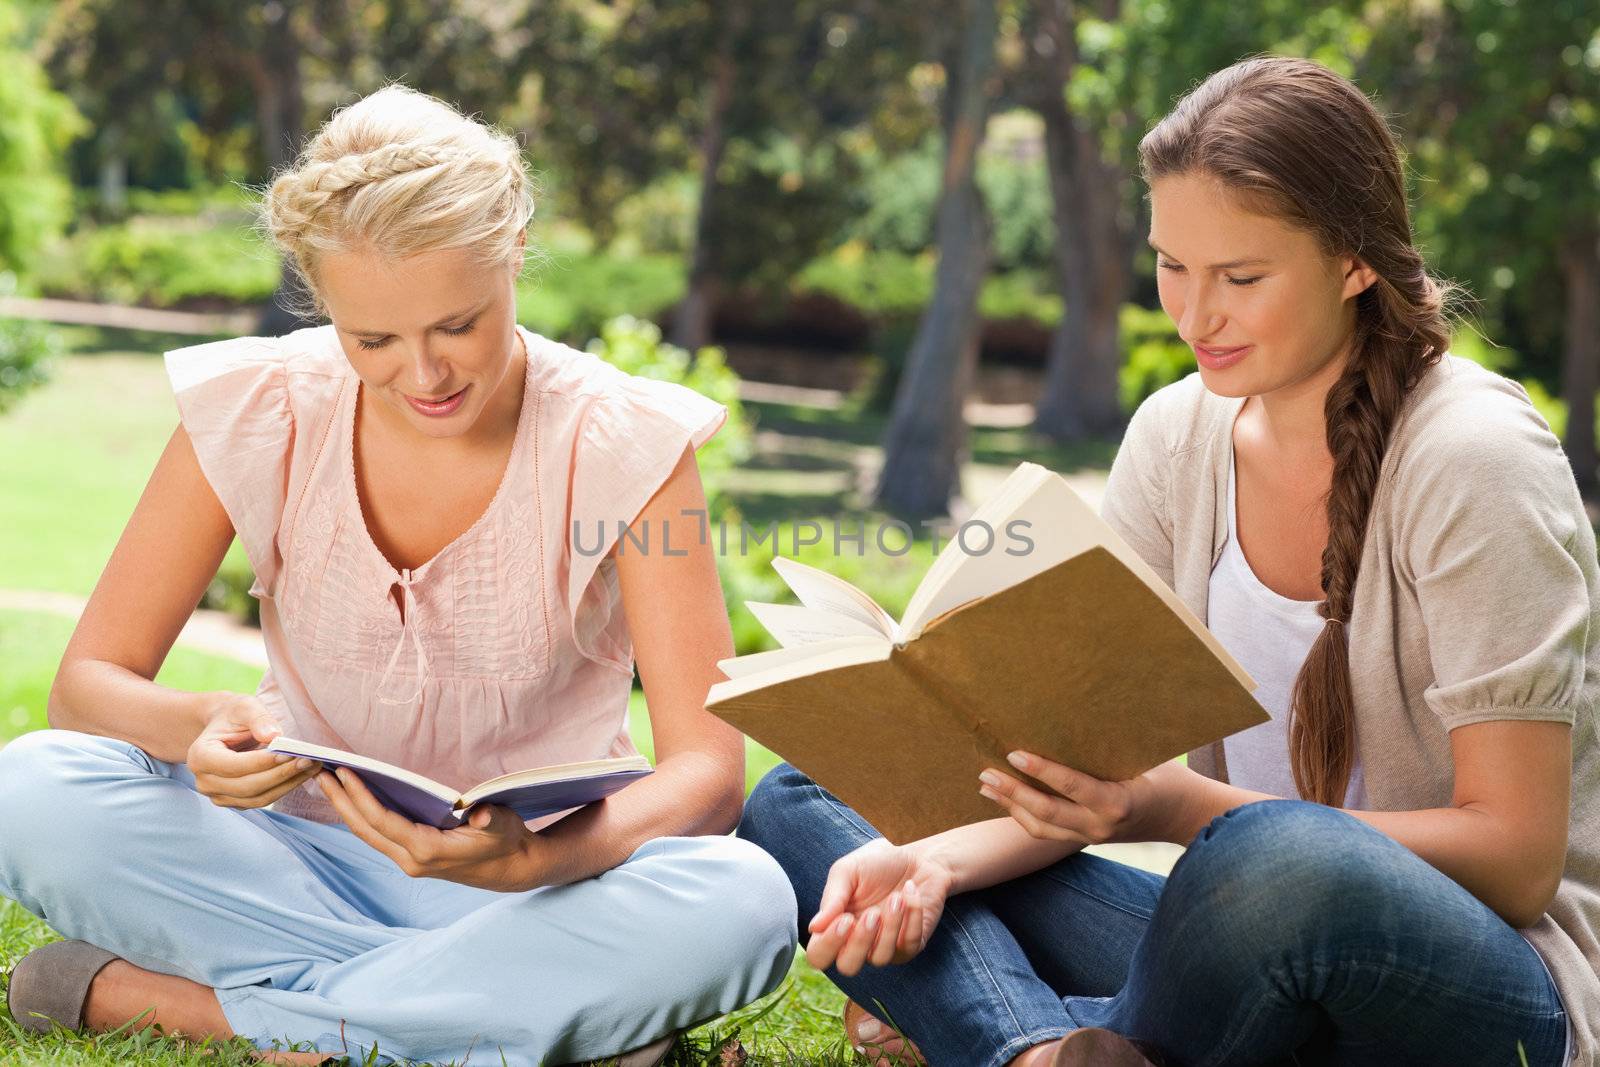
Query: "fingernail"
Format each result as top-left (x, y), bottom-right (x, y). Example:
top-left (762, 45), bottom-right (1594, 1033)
top-left (837, 914), bottom-right (854, 935)
top-left (978, 770), bottom-right (1001, 787)
top-left (275, 753), bottom-right (293, 763)
top-left (864, 911), bottom-right (880, 932)
top-left (297, 758), bottom-right (315, 771)
top-left (336, 767), bottom-right (350, 783)
top-left (904, 880), bottom-right (916, 895)
top-left (1007, 751), bottom-right (1029, 770)
top-left (887, 893), bottom-right (902, 915)
top-left (979, 785), bottom-right (998, 801)
top-left (857, 1019), bottom-right (883, 1040)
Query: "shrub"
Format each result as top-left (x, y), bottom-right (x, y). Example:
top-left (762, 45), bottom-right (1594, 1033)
top-left (1117, 304), bottom-right (1191, 413)
top-left (0, 274), bottom-right (58, 413)
top-left (583, 313), bottom-right (753, 507)
top-left (516, 253), bottom-right (684, 346)
top-left (35, 218), bottom-right (279, 306)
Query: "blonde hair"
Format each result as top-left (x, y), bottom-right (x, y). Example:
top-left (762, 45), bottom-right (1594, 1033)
top-left (261, 84), bottom-right (535, 315)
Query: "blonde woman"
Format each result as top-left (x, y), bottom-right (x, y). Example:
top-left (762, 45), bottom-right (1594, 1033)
top-left (0, 85), bottom-right (794, 1067)
top-left (740, 57), bottom-right (1593, 1067)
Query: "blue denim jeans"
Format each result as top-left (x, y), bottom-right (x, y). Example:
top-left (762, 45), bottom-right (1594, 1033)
top-left (737, 762), bottom-right (1570, 1067)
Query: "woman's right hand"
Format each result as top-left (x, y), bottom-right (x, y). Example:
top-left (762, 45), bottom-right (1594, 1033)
top-left (186, 693), bottom-right (321, 809)
top-left (805, 839), bottom-right (955, 976)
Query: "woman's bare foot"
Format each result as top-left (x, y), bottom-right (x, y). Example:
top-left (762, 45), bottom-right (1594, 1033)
top-left (82, 959), bottom-right (328, 1064)
top-left (843, 998), bottom-right (926, 1066)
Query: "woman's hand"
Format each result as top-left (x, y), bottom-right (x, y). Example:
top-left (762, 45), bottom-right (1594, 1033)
top-left (805, 839), bottom-right (954, 977)
top-left (318, 767), bottom-right (546, 892)
top-left (186, 693), bottom-right (322, 809)
top-left (979, 751), bottom-right (1204, 846)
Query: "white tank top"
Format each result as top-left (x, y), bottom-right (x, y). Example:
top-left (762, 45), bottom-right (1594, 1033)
top-left (1210, 444), bottom-right (1573, 1060)
top-left (1208, 444), bottom-right (1367, 808)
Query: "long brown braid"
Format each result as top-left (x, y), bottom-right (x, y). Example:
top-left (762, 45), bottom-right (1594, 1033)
top-left (1138, 57), bottom-right (1455, 805)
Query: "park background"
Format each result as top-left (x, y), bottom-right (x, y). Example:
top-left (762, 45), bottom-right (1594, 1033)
top-left (0, 0), bottom-right (1596, 1063)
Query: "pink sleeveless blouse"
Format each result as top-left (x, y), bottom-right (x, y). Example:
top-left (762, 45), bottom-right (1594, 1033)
top-left (164, 324), bottom-right (728, 828)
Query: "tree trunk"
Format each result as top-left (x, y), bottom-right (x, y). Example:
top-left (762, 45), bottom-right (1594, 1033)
top-left (97, 126), bottom-right (127, 219)
top-left (1029, 0), bottom-right (1133, 441)
top-left (1561, 229), bottom-right (1600, 500)
top-left (873, 0), bottom-right (997, 519)
top-left (254, 3), bottom-right (315, 336)
top-left (670, 5), bottom-right (745, 352)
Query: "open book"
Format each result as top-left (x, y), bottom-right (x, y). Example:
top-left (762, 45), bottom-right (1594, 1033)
top-left (706, 461), bottom-right (1269, 844)
top-left (266, 737), bottom-right (653, 830)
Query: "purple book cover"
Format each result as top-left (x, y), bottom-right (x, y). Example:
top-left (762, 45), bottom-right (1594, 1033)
top-left (283, 749), bottom-right (651, 829)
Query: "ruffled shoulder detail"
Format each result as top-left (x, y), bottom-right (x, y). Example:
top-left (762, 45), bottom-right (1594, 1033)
top-left (553, 340), bottom-right (729, 672)
top-left (164, 334), bottom-right (296, 600)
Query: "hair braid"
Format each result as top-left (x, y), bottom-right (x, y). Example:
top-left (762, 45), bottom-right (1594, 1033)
top-left (1140, 57), bottom-right (1456, 805)
top-left (258, 84), bottom-right (534, 317)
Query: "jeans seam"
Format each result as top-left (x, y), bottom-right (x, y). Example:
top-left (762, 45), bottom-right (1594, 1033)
top-left (803, 778), bottom-right (1053, 1060)
top-left (1203, 957), bottom-right (1568, 1067)
top-left (1202, 967), bottom-right (1289, 1067)
top-left (1035, 865), bottom-right (1159, 924)
top-left (804, 780), bottom-right (881, 846)
top-left (943, 906), bottom-right (1032, 1045)
top-left (981, 1027), bottom-right (1073, 1067)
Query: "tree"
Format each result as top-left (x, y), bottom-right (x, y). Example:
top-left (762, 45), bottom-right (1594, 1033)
top-left (874, 0), bottom-right (999, 518)
top-left (1022, 0), bottom-right (1134, 441)
top-left (661, 1), bottom-right (932, 350)
top-left (670, 1), bottom-right (746, 350)
top-left (0, 2), bottom-right (82, 274)
top-left (43, 0), bottom-right (364, 331)
top-left (1371, 0), bottom-right (1600, 496)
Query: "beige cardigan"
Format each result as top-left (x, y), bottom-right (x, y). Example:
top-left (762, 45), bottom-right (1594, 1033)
top-left (1100, 355), bottom-right (1599, 1063)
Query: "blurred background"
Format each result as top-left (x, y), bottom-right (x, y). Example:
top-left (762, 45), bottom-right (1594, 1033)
top-left (0, 2), bottom-right (1596, 1060)
top-left (3, 0), bottom-right (1598, 767)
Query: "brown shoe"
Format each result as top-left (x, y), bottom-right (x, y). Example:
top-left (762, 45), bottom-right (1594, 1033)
top-left (844, 998), bottom-right (926, 1066)
top-left (1052, 1026), bottom-right (1162, 1066)
top-left (3, 940), bottom-right (120, 1034)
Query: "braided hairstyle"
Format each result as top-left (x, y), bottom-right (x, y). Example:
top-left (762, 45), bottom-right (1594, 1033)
top-left (261, 85), bottom-right (534, 316)
top-left (1138, 57), bottom-right (1456, 806)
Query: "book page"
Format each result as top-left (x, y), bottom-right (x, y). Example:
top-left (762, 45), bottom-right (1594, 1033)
top-left (746, 601), bottom-right (889, 648)
top-left (707, 638), bottom-right (894, 703)
top-left (893, 462), bottom-right (1252, 690)
top-left (900, 463), bottom-right (1056, 637)
top-left (265, 736), bottom-right (464, 828)
top-left (460, 756), bottom-right (652, 808)
top-left (266, 737), bottom-right (458, 802)
top-left (717, 636), bottom-right (881, 680)
top-left (770, 557), bottom-right (901, 641)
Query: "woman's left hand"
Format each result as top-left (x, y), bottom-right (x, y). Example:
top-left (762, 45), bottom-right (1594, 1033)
top-left (319, 767), bottom-right (547, 891)
top-left (978, 752), bottom-right (1205, 846)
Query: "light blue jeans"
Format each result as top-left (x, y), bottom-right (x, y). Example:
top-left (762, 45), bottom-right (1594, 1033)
top-left (0, 730), bottom-right (797, 1066)
top-left (739, 762), bottom-right (1572, 1067)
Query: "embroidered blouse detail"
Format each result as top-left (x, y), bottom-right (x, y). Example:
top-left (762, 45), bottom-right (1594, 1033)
top-left (165, 324), bottom-right (728, 829)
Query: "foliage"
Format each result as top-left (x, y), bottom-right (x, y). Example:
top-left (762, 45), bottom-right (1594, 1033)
top-left (1117, 303), bottom-right (1191, 412)
top-left (1375, 0), bottom-right (1600, 384)
top-left (33, 218), bottom-right (279, 307)
top-left (0, 3), bottom-right (83, 273)
top-left (838, 118), bottom-right (1057, 275)
top-left (583, 314), bottom-right (754, 510)
top-left (517, 255), bottom-right (686, 349)
top-left (0, 276), bottom-right (60, 413)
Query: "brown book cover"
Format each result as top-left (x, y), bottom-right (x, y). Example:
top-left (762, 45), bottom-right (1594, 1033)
top-left (707, 467), bottom-right (1268, 844)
